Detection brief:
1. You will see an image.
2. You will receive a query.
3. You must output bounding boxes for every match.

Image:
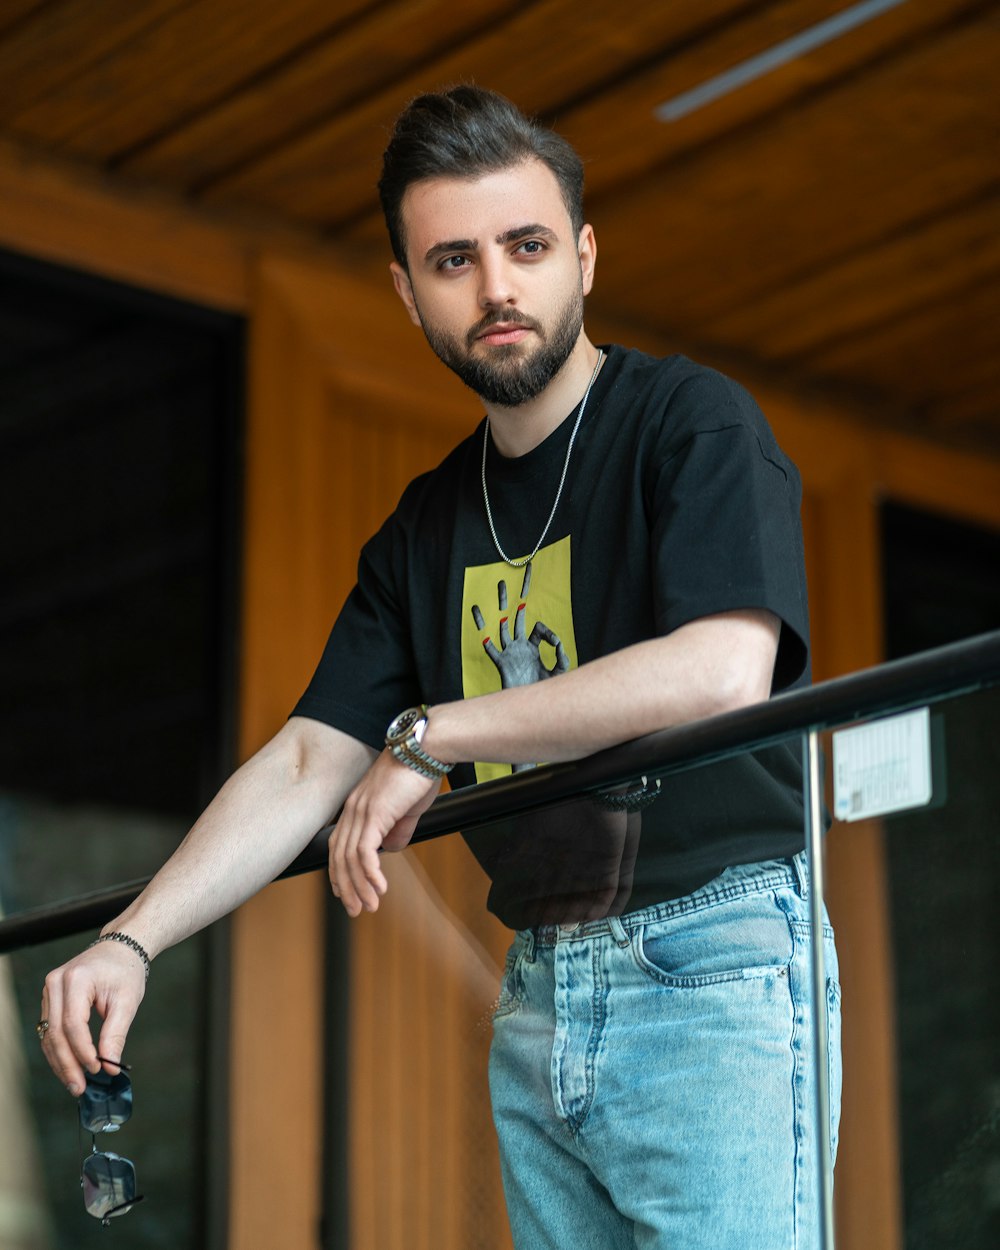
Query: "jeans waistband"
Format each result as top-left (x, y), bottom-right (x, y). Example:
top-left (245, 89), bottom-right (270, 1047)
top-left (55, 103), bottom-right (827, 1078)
top-left (527, 852), bottom-right (808, 949)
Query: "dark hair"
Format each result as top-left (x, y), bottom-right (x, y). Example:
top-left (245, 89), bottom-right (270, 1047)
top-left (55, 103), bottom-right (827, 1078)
top-left (378, 85), bottom-right (584, 269)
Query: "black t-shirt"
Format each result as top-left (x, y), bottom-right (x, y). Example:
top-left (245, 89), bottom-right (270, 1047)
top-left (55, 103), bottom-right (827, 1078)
top-left (293, 346), bottom-right (810, 925)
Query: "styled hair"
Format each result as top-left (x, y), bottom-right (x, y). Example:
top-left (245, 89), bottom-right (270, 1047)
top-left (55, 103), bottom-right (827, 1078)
top-left (378, 85), bottom-right (585, 269)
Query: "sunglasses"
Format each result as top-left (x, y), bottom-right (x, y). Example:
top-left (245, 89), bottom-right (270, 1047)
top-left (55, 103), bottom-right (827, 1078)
top-left (78, 1057), bottom-right (145, 1225)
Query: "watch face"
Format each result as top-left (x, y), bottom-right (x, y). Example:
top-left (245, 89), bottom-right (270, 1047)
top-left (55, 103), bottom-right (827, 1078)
top-left (386, 707), bottom-right (422, 744)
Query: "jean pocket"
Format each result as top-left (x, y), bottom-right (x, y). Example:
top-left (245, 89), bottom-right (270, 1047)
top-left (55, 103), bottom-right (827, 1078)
top-left (633, 892), bottom-right (794, 988)
top-left (493, 944), bottom-right (526, 1020)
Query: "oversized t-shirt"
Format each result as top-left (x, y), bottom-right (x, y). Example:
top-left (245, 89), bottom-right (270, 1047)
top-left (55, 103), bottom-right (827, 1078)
top-left (293, 346), bottom-right (810, 926)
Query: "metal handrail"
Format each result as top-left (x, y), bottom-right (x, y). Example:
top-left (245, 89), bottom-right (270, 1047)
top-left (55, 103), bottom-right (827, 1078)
top-left (2, 629), bottom-right (998, 954)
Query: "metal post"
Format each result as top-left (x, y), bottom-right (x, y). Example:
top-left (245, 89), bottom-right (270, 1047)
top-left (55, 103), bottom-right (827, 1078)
top-left (804, 729), bottom-right (836, 1249)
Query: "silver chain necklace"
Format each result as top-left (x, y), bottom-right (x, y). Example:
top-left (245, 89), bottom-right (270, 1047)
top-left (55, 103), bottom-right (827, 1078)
top-left (481, 349), bottom-right (605, 568)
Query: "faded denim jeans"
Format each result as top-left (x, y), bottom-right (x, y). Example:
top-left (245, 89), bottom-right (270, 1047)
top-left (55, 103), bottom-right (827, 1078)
top-left (489, 854), bottom-right (842, 1249)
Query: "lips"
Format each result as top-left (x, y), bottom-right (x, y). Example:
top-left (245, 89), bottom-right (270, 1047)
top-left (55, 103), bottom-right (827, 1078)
top-left (470, 312), bottom-right (540, 348)
top-left (477, 324), bottom-right (532, 346)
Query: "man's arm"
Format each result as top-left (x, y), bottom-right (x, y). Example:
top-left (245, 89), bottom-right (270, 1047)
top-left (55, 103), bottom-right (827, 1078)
top-left (329, 608), bottom-right (780, 916)
top-left (41, 717), bottom-right (375, 1094)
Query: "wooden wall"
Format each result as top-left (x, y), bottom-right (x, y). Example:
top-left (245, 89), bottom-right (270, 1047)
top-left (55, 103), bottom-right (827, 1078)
top-left (3, 146), bottom-right (999, 1249)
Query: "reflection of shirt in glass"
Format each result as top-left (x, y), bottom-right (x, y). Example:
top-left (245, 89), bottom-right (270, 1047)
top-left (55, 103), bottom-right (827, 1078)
top-left (294, 346), bottom-right (810, 922)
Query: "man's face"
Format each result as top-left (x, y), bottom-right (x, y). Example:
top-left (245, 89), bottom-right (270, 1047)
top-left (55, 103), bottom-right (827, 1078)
top-left (390, 160), bottom-right (596, 407)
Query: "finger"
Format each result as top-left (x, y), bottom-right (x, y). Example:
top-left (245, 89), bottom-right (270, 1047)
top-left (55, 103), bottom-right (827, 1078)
top-left (62, 972), bottom-right (103, 1077)
top-left (348, 799), bottom-right (389, 908)
top-left (497, 579), bottom-right (508, 612)
top-left (472, 604), bottom-right (485, 630)
top-left (352, 832), bottom-right (388, 911)
top-left (528, 623), bottom-right (569, 672)
top-left (498, 611), bottom-right (511, 648)
top-left (513, 599), bottom-right (526, 641)
top-left (42, 972), bottom-right (96, 1095)
top-left (329, 820), bottom-right (362, 917)
top-left (327, 825), bottom-right (343, 898)
top-left (333, 805), bottom-right (385, 917)
top-left (520, 562), bottom-right (532, 599)
top-left (482, 637), bottom-right (502, 665)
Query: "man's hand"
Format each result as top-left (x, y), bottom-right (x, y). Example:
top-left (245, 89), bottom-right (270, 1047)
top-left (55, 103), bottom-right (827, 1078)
top-left (39, 940), bottom-right (147, 1095)
top-left (328, 750), bottom-right (442, 917)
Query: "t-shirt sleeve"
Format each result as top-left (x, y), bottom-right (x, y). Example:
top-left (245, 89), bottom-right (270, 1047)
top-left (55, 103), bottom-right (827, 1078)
top-left (648, 404), bottom-right (810, 692)
top-left (290, 517), bottom-right (422, 749)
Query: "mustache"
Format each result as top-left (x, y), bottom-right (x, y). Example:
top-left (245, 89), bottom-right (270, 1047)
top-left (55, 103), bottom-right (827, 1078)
top-left (466, 309), bottom-right (543, 349)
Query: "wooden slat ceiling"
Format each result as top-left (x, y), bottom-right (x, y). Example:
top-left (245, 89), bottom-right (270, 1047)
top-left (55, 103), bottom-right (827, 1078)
top-left (1, 0), bottom-right (998, 455)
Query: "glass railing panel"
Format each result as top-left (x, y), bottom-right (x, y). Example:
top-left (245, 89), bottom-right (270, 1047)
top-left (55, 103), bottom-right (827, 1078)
top-left (1, 928), bottom-right (212, 1249)
top-left (0, 795), bottom-right (188, 915)
top-left (335, 732), bottom-right (840, 1250)
top-left (820, 683), bottom-right (1000, 1250)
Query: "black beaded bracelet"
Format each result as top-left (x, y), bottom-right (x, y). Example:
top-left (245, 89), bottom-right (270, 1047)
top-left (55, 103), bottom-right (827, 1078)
top-left (89, 931), bottom-right (151, 981)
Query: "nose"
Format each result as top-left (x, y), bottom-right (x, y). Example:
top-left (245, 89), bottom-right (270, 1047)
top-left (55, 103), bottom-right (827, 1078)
top-left (477, 251), bottom-right (516, 309)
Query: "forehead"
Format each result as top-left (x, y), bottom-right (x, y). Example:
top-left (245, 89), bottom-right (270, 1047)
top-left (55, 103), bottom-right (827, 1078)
top-left (400, 159), bottom-right (572, 256)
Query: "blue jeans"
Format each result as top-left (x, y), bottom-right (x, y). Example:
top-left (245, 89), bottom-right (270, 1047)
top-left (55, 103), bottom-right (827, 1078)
top-left (488, 854), bottom-right (842, 1249)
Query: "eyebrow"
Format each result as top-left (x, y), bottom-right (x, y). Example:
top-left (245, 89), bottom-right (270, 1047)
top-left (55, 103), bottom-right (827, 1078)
top-left (422, 223), bottom-right (558, 266)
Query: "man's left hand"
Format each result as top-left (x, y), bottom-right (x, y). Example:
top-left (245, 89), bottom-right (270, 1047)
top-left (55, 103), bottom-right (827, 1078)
top-left (328, 751), bottom-right (442, 916)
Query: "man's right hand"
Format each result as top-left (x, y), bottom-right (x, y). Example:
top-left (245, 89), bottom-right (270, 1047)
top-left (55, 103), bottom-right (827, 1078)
top-left (40, 938), bottom-right (147, 1094)
top-left (35, 719), bottom-right (377, 1097)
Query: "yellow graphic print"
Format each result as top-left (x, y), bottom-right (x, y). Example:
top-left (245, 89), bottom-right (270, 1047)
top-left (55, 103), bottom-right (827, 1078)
top-left (461, 535), bottom-right (577, 782)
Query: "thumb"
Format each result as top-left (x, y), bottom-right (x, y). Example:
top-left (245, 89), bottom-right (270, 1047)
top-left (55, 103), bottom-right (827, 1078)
top-left (383, 780), bottom-right (441, 850)
top-left (97, 1004), bottom-right (135, 1070)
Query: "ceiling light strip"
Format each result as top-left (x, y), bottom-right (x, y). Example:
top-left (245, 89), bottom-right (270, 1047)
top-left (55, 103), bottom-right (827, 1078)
top-left (655, 0), bottom-right (910, 122)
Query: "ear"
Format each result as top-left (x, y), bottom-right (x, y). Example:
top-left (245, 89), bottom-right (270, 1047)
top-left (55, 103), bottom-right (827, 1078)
top-left (578, 224), bottom-right (597, 297)
top-left (390, 262), bottom-right (423, 327)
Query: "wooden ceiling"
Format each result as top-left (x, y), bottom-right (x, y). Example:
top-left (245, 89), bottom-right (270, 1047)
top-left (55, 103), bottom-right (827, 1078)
top-left (1, 0), bottom-right (997, 455)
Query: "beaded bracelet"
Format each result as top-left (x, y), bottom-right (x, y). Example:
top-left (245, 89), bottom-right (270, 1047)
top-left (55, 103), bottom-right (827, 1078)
top-left (89, 931), bottom-right (152, 981)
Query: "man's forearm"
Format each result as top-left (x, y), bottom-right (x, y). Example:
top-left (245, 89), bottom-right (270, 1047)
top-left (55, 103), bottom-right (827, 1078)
top-left (105, 719), bottom-right (375, 959)
top-left (424, 610), bottom-right (780, 768)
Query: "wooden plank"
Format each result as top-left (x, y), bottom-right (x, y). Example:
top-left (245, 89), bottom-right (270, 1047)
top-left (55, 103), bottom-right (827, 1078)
top-left (0, 137), bottom-right (250, 309)
top-left (701, 189), bottom-right (1000, 360)
top-left (562, 0), bottom-right (981, 204)
top-left (200, 0), bottom-right (747, 218)
top-left (592, 13), bottom-right (999, 329)
top-left (6, 0), bottom-right (370, 156)
top-left (803, 277), bottom-right (1000, 418)
top-left (228, 877), bottom-right (326, 1250)
top-left (335, 0), bottom-right (981, 247)
top-left (0, 0), bottom-right (185, 121)
top-left (0, 0), bottom-right (51, 40)
top-left (874, 429), bottom-right (1000, 532)
top-left (120, 1), bottom-right (522, 189)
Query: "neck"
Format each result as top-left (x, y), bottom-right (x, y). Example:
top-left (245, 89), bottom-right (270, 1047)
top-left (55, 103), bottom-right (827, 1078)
top-left (484, 334), bottom-right (603, 458)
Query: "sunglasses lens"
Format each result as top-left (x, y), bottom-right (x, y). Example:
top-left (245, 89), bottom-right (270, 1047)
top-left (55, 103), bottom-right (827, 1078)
top-left (79, 1070), bottom-right (133, 1133)
top-left (82, 1151), bottom-right (138, 1221)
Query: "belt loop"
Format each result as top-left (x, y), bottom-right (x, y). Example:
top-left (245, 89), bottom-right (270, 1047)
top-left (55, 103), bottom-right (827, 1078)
top-left (522, 928), bottom-right (537, 962)
top-left (607, 916), bottom-right (630, 949)
top-left (792, 850), bottom-right (809, 899)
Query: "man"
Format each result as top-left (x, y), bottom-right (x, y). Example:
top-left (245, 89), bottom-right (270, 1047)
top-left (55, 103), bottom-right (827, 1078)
top-left (41, 87), bottom-right (839, 1247)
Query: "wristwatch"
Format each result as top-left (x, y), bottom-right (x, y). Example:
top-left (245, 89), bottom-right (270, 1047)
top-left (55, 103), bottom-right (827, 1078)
top-left (385, 705), bottom-right (454, 780)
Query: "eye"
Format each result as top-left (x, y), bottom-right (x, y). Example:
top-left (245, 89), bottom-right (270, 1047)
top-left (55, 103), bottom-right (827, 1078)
top-left (438, 254), bottom-right (471, 272)
top-left (516, 240), bottom-right (546, 256)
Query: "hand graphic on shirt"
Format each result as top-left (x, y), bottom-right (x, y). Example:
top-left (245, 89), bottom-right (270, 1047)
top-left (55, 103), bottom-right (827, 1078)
top-left (472, 561), bottom-right (570, 689)
top-left (471, 562), bottom-right (570, 774)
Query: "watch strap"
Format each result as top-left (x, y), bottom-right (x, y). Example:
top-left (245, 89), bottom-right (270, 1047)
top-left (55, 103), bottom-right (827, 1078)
top-left (386, 707), bottom-right (453, 780)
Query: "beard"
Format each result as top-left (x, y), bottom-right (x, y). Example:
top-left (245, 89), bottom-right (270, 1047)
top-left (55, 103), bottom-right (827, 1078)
top-left (417, 283), bottom-right (584, 407)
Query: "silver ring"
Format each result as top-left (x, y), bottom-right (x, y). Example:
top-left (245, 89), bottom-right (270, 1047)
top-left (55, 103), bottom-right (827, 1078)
top-left (36, 1019), bottom-right (49, 1041)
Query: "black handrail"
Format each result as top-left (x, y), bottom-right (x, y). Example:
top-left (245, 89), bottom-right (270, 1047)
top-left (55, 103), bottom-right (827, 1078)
top-left (2, 630), bottom-right (998, 954)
